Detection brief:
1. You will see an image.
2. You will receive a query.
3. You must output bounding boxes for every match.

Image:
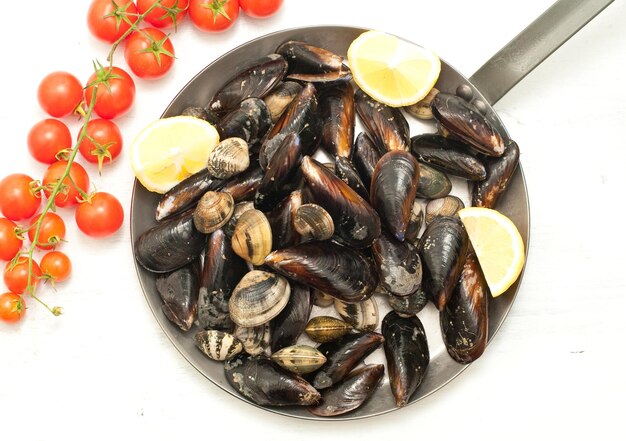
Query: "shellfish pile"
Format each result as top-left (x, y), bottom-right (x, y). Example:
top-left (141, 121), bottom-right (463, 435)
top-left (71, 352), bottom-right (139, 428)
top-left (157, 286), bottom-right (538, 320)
top-left (134, 40), bottom-right (520, 417)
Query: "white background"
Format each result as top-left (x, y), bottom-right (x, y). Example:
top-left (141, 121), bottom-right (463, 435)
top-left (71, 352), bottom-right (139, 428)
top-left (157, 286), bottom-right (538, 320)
top-left (1, 1), bottom-right (625, 439)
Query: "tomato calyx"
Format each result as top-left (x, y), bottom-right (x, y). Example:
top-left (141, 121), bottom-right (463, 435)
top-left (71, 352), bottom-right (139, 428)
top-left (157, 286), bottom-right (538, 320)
top-left (137, 30), bottom-right (176, 67)
top-left (85, 135), bottom-right (116, 174)
top-left (104, 0), bottom-right (140, 34)
top-left (87, 60), bottom-right (123, 94)
top-left (201, 0), bottom-right (232, 23)
top-left (158, 1), bottom-right (189, 31)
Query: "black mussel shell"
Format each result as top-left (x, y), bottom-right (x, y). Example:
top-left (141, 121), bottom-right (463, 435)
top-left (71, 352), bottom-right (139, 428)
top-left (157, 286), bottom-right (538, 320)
top-left (411, 134), bottom-right (486, 181)
top-left (404, 200), bottom-right (424, 246)
top-left (240, 98), bottom-right (272, 145)
top-left (216, 107), bottom-right (258, 144)
top-left (352, 132), bottom-right (381, 190)
top-left (266, 190), bottom-right (303, 250)
top-left (354, 88), bottom-right (410, 153)
top-left (270, 282), bottom-right (312, 352)
top-left (334, 156), bottom-right (369, 201)
top-left (432, 92), bottom-right (505, 157)
top-left (472, 139), bottom-right (520, 208)
top-left (387, 289), bottom-right (428, 317)
top-left (221, 165), bottom-right (264, 202)
top-left (382, 312), bottom-right (430, 407)
top-left (441, 252), bottom-right (489, 363)
top-left (308, 364), bottom-right (384, 417)
top-left (265, 241), bottom-right (378, 304)
top-left (181, 106), bottom-right (219, 125)
top-left (416, 162), bottom-right (452, 199)
top-left (156, 261), bottom-right (200, 332)
top-left (224, 354), bottom-right (321, 406)
top-left (277, 41), bottom-right (352, 83)
top-left (135, 210), bottom-right (206, 273)
top-left (319, 82), bottom-right (355, 158)
top-left (301, 156), bottom-right (380, 249)
top-left (312, 332), bottom-right (384, 389)
top-left (263, 81), bottom-right (303, 122)
top-left (207, 54), bottom-right (288, 116)
top-left (372, 231), bottom-right (422, 297)
top-left (155, 169), bottom-right (224, 221)
top-left (419, 216), bottom-right (469, 311)
top-left (197, 229), bottom-right (248, 332)
top-left (370, 151), bottom-right (420, 241)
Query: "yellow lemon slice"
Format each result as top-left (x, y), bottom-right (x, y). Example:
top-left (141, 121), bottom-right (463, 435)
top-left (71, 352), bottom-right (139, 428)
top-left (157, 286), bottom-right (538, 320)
top-left (130, 116), bottom-right (219, 194)
top-left (347, 30), bottom-right (441, 107)
top-left (458, 207), bottom-right (526, 297)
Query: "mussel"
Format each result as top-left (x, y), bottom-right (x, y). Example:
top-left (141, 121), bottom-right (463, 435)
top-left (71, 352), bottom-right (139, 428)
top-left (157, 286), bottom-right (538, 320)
top-left (221, 165), bottom-right (264, 203)
top-left (318, 82), bottom-right (355, 157)
top-left (156, 262), bottom-right (200, 332)
top-left (206, 138), bottom-right (250, 179)
top-left (334, 155), bottom-right (369, 201)
top-left (354, 88), bottom-right (410, 152)
top-left (387, 289), bottom-right (429, 317)
top-left (404, 87), bottom-right (439, 120)
top-left (270, 282), bottom-right (312, 352)
top-left (229, 270), bottom-right (291, 327)
top-left (231, 209), bottom-right (272, 266)
top-left (192, 191), bottom-right (234, 234)
top-left (155, 169), bottom-right (224, 221)
top-left (216, 98), bottom-right (272, 147)
top-left (266, 190), bottom-right (303, 250)
top-left (472, 139), bottom-right (520, 208)
top-left (194, 330), bottom-right (243, 361)
top-left (276, 41), bottom-right (351, 83)
top-left (263, 81), bottom-right (303, 122)
top-left (372, 231), bottom-right (422, 297)
top-left (405, 200), bottom-right (424, 246)
top-left (351, 132), bottom-right (381, 190)
top-left (411, 134), bottom-right (487, 181)
top-left (311, 290), bottom-right (335, 308)
top-left (181, 106), bottom-right (219, 124)
top-left (270, 345), bottom-right (327, 375)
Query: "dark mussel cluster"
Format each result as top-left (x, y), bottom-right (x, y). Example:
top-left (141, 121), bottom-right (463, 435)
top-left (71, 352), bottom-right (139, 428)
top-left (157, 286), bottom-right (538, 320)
top-left (134, 40), bottom-right (521, 416)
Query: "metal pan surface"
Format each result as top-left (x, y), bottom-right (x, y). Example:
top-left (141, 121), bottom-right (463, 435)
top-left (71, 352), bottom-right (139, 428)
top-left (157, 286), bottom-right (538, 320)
top-left (130, 26), bottom-right (530, 420)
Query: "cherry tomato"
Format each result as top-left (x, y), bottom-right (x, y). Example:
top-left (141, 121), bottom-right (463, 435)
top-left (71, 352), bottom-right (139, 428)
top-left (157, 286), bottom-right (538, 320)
top-left (0, 174), bottom-right (41, 221)
top-left (28, 212), bottom-right (66, 250)
top-left (42, 161), bottom-right (90, 208)
top-left (27, 119), bottom-right (72, 164)
top-left (40, 251), bottom-right (72, 283)
top-left (0, 292), bottom-right (25, 323)
top-left (124, 28), bottom-right (175, 79)
top-left (0, 218), bottom-right (22, 261)
top-left (84, 66), bottom-right (136, 119)
top-left (137, 0), bottom-right (190, 28)
top-left (189, 0), bottom-right (239, 32)
top-left (87, 0), bottom-right (139, 43)
top-left (37, 72), bottom-right (84, 118)
top-left (238, 0), bottom-right (282, 18)
top-left (4, 257), bottom-right (41, 295)
top-left (78, 119), bottom-right (123, 172)
top-left (75, 192), bottom-right (124, 238)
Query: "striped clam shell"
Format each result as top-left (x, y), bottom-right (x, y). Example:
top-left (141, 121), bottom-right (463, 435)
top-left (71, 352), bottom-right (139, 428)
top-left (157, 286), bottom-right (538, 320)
top-left (334, 298), bottom-right (379, 332)
top-left (194, 330), bottom-right (243, 361)
top-left (234, 323), bottom-right (271, 356)
top-left (206, 137), bottom-right (250, 180)
top-left (270, 345), bottom-right (327, 375)
top-left (305, 316), bottom-right (353, 343)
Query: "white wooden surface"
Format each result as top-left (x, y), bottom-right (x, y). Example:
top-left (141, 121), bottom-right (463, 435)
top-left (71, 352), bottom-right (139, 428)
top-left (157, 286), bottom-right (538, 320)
top-left (1, 1), bottom-right (625, 439)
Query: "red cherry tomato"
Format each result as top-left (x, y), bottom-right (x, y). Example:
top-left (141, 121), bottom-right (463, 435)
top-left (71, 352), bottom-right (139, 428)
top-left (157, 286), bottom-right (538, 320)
top-left (0, 218), bottom-right (22, 261)
top-left (4, 257), bottom-right (41, 295)
top-left (124, 28), bottom-right (175, 79)
top-left (238, 0), bottom-right (283, 18)
top-left (137, 0), bottom-right (190, 28)
top-left (0, 292), bottom-right (25, 323)
top-left (40, 251), bottom-right (72, 283)
top-left (84, 66), bottom-right (136, 119)
top-left (42, 161), bottom-right (90, 208)
top-left (87, 0), bottom-right (139, 43)
top-left (78, 119), bottom-right (123, 171)
top-left (37, 72), bottom-right (84, 118)
top-left (27, 119), bottom-right (72, 164)
top-left (0, 174), bottom-right (41, 221)
top-left (189, 0), bottom-right (239, 32)
top-left (75, 192), bottom-right (124, 238)
top-left (28, 212), bottom-right (66, 250)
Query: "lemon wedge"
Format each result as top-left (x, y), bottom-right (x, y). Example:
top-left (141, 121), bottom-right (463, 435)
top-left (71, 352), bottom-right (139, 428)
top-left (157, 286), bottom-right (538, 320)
top-left (458, 207), bottom-right (526, 297)
top-left (130, 116), bottom-right (219, 194)
top-left (347, 30), bottom-right (441, 107)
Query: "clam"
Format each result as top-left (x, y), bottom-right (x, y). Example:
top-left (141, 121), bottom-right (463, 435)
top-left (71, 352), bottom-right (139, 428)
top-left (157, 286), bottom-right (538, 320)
top-left (472, 139), bottom-right (520, 208)
top-left (312, 290), bottom-right (335, 308)
top-left (415, 161), bottom-right (452, 199)
top-left (405, 200), bottom-right (424, 246)
top-left (229, 270), bottom-right (291, 327)
top-left (352, 132), bottom-right (381, 190)
top-left (354, 88), bottom-right (410, 152)
top-left (276, 41), bottom-right (351, 83)
top-left (293, 203), bottom-right (334, 242)
top-left (319, 82), bottom-right (355, 157)
top-left (193, 191), bottom-right (234, 234)
top-left (411, 134), bottom-right (487, 181)
top-left (404, 87), bottom-right (439, 120)
top-left (234, 323), bottom-right (271, 356)
top-left (387, 289), bottom-right (428, 317)
top-left (221, 165), bottom-right (264, 203)
top-left (206, 138), bottom-right (250, 180)
top-left (334, 156), bottom-right (369, 201)
top-left (270, 345), bottom-right (327, 375)
top-left (266, 191), bottom-right (303, 250)
top-left (156, 262), bottom-right (200, 332)
top-left (263, 81), bottom-right (303, 122)
top-left (222, 201), bottom-right (254, 238)
top-left (231, 209), bottom-right (272, 266)
top-left (425, 195), bottom-right (465, 225)
top-left (194, 330), bottom-right (243, 361)
top-left (334, 298), bottom-right (379, 332)
top-left (372, 231), bottom-right (422, 297)
top-left (305, 316), bottom-right (353, 343)
top-left (270, 282), bottom-right (312, 352)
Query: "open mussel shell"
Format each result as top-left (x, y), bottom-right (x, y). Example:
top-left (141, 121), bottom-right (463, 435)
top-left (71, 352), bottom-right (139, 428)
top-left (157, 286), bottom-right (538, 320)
top-left (405, 200), bottom-right (424, 246)
top-left (156, 169), bottom-right (224, 221)
top-left (305, 315), bottom-right (353, 343)
top-left (266, 190), bottom-right (303, 250)
top-left (441, 252), bottom-right (489, 364)
top-left (425, 195), bottom-right (465, 225)
top-left (319, 82), bottom-right (355, 157)
top-left (334, 298), bottom-right (379, 332)
top-left (198, 229), bottom-right (248, 331)
top-left (334, 156), bottom-right (369, 201)
top-left (372, 231), bottom-right (422, 297)
top-left (207, 53), bottom-right (288, 116)
top-left (370, 151), bottom-right (420, 241)
top-left (135, 210), bottom-right (206, 273)
top-left (432, 92), bottom-right (504, 157)
top-left (221, 165), bottom-right (264, 203)
top-left (270, 282), bottom-right (312, 352)
top-left (263, 81), bottom-right (303, 123)
top-left (415, 161), bottom-right (452, 199)
top-left (265, 241), bottom-right (378, 304)
top-left (277, 40), bottom-right (351, 83)
top-left (194, 330), bottom-right (243, 361)
top-left (234, 323), bottom-right (271, 356)
top-left (382, 311), bottom-right (430, 407)
top-left (411, 134), bottom-right (487, 181)
top-left (312, 332), bottom-right (384, 389)
top-left (301, 156), bottom-right (381, 249)
top-left (231, 209), bottom-right (273, 266)
top-left (206, 137), bottom-right (250, 180)
top-left (419, 216), bottom-right (469, 311)
top-left (308, 364), bottom-right (385, 417)
top-left (404, 87), bottom-right (439, 120)
top-left (156, 262), bottom-right (200, 332)
top-left (271, 345), bottom-right (327, 375)
top-left (224, 354), bottom-right (321, 406)
top-left (293, 203), bottom-right (334, 242)
top-left (472, 139), bottom-right (520, 208)
top-left (352, 132), bottom-right (381, 190)
top-left (354, 88), bottom-right (410, 152)
top-left (387, 289), bottom-right (428, 317)
top-left (229, 270), bottom-right (291, 328)
top-left (193, 191), bottom-right (235, 234)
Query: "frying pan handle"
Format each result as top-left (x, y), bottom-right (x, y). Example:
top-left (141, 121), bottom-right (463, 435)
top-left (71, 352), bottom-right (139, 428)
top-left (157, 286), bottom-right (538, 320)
top-left (469, 0), bottom-right (614, 105)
